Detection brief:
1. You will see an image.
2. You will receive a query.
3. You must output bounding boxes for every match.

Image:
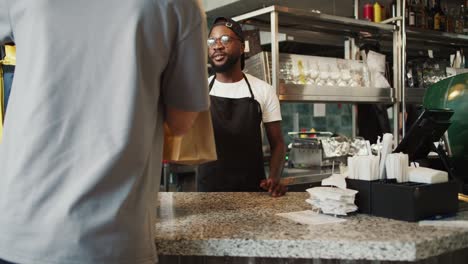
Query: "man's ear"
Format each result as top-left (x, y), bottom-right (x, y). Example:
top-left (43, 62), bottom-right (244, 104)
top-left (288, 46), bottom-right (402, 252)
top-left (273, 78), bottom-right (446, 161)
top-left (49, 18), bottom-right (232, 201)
top-left (241, 41), bottom-right (246, 54)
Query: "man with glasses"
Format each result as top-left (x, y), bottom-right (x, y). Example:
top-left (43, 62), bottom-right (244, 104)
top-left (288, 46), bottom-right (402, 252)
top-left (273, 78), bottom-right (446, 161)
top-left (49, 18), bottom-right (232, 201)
top-left (198, 17), bottom-right (287, 197)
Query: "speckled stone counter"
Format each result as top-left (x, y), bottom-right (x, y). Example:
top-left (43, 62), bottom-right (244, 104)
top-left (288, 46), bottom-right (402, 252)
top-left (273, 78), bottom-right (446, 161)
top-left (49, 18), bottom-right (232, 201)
top-left (155, 192), bottom-right (468, 262)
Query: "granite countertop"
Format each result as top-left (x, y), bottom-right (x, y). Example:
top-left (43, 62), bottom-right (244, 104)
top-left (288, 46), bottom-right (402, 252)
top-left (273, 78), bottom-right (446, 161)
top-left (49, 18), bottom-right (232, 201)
top-left (155, 192), bottom-right (468, 261)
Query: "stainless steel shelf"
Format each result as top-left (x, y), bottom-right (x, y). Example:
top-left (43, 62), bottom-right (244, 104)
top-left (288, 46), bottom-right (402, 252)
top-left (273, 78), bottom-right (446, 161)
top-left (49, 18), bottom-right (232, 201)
top-left (405, 88), bottom-right (426, 104)
top-left (278, 84), bottom-right (394, 103)
top-left (281, 168), bottom-right (331, 191)
top-left (233, 5), bottom-right (395, 37)
top-left (406, 27), bottom-right (468, 47)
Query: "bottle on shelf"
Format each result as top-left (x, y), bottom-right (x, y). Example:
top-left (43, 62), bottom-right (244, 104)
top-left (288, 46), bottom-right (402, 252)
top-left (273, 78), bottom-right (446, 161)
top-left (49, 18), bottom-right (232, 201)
top-left (455, 5), bottom-right (465, 34)
top-left (374, 1), bottom-right (383, 22)
top-left (381, 4), bottom-right (386, 21)
top-left (391, 0), bottom-right (397, 18)
top-left (415, 0), bottom-right (427, 29)
top-left (409, 0), bottom-right (416, 26)
top-left (439, 2), bottom-right (446, 32)
top-left (464, 0), bottom-right (468, 34)
top-left (445, 5), bottom-right (454, 33)
top-left (426, 0), bottom-right (434, 30)
top-left (363, 3), bottom-right (374, 21)
top-left (405, 0), bottom-right (409, 25)
top-left (433, 0), bottom-right (442, 31)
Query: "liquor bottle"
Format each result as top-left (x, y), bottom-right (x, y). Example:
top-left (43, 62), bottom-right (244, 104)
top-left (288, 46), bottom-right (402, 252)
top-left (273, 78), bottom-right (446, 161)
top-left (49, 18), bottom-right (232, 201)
top-left (445, 5), bottom-right (454, 33)
top-left (405, 0), bottom-right (409, 25)
top-left (409, 0), bottom-right (416, 26)
top-left (433, 0), bottom-right (441, 31)
top-left (415, 0), bottom-right (427, 29)
top-left (426, 0), bottom-right (434, 30)
top-left (455, 5), bottom-right (465, 34)
top-left (464, 0), bottom-right (468, 34)
top-left (439, 2), bottom-right (446, 32)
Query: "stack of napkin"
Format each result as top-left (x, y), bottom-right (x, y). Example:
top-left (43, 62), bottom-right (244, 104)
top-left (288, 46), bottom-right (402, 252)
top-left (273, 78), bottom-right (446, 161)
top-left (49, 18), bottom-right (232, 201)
top-left (306, 187), bottom-right (358, 216)
top-left (347, 155), bottom-right (380, 181)
top-left (408, 166), bottom-right (448, 184)
top-left (385, 153), bottom-right (409, 183)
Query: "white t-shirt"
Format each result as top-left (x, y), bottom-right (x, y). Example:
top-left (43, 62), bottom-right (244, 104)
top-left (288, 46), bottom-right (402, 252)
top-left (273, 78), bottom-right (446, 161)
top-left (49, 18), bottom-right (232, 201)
top-left (209, 73), bottom-right (282, 123)
top-left (0, 0), bottom-right (209, 264)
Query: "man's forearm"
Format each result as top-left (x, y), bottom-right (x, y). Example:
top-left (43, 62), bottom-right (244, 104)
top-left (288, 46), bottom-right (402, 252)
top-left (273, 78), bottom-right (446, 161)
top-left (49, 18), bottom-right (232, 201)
top-left (268, 143), bottom-right (286, 180)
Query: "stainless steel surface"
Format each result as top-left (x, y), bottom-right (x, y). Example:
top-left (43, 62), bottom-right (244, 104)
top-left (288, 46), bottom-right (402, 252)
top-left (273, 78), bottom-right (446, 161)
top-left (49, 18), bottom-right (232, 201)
top-left (255, 26), bottom-right (347, 49)
top-left (232, 6), bottom-right (395, 33)
top-left (352, 104), bottom-right (357, 138)
top-left (244, 52), bottom-right (270, 83)
top-left (353, 0), bottom-right (358, 20)
top-left (393, 16), bottom-right (399, 145)
top-left (405, 88), bottom-right (426, 104)
top-left (282, 168), bottom-right (331, 183)
top-left (278, 84), bottom-right (394, 103)
top-left (345, 37), bottom-right (359, 138)
top-left (232, 6), bottom-right (275, 22)
top-left (233, 4), bottom-right (400, 142)
top-left (406, 28), bottom-right (468, 47)
top-left (394, 0), bottom-right (404, 145)
top-left (271, 11), bottom-right (280, 94)
top-left (244, 52), bottom-right (395, 103)
top-left (289, 138), bottom-right (323, 167)
top-left (400, 0), bottom-right (407, 137)
top-left (205, 0), bottom-right (355, 19)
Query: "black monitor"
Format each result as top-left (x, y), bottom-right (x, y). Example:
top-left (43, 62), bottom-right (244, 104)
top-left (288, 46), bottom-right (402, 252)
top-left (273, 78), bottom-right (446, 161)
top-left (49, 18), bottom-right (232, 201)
top-left (394, 108), bottom-right (454, 161)
top-left (394, 108), bottom-right (456, 181)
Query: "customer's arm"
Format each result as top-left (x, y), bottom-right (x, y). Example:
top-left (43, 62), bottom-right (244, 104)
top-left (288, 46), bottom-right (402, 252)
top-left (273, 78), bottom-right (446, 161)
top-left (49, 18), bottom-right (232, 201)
top-left (160, 4), bottom-right (209, 135)
top-left (165, 107), bottom-right (200, 136)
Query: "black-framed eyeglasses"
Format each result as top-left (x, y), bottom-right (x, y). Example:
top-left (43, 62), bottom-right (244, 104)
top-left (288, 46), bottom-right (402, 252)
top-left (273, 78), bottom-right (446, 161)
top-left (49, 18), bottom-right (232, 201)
top-left (207, 35), bottom-right (241, 48)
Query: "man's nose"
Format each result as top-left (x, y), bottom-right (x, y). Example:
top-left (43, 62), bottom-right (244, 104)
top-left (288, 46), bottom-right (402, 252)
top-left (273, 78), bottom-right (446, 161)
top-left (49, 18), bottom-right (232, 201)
top-left (212, 40), bottom-right (224, 49)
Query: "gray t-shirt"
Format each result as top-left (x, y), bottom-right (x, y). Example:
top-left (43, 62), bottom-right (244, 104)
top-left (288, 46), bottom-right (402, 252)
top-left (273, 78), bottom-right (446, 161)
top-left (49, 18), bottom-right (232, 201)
top-left (0, 0), bottom-right (209, 263)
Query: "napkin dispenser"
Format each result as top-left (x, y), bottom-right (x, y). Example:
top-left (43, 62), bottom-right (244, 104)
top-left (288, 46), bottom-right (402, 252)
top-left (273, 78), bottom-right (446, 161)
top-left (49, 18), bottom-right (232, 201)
top-left (371, 180), bottom-right (458, 222)
top-left (346, 179), bottom-right (458, 221)
top-left (346, 109), bottom-right (459, 221)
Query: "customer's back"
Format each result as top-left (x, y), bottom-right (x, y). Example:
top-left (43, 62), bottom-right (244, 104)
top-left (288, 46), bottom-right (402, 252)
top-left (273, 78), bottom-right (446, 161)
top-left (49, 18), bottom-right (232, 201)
top-left (0, 0), bottom-right (209, 263)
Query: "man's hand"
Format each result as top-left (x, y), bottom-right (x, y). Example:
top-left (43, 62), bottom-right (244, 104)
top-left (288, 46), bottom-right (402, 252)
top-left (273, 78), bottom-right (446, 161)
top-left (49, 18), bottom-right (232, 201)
top-left (260, 177), bottom-right (287, 197)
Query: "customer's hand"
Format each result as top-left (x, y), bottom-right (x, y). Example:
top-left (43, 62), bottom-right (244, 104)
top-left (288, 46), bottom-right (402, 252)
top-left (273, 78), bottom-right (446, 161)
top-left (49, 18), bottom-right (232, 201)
top-left (260, 178), bottom-right (287, 197)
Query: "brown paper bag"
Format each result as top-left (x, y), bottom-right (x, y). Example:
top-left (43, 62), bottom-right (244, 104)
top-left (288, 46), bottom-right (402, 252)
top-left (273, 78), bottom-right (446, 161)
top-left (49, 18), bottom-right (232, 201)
top-left (163, 110), bottom-right (217, 165)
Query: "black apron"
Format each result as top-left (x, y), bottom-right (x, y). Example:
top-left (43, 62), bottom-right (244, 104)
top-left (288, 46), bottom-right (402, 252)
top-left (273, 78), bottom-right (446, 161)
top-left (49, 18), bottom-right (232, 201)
top-left (198, 74), bottom-right (266, 192)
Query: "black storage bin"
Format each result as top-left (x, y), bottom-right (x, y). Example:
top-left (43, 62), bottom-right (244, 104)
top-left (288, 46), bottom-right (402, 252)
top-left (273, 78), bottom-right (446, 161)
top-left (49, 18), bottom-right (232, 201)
top-left (371, 180), bottom-right (459, 222)
top-left (346, 179), bottom-right (377, 214)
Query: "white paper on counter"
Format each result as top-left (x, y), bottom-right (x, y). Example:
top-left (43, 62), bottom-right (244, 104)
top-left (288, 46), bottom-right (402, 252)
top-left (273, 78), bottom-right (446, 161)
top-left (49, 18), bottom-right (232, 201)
top-left (419, 220), bottom-right (468, 229)
top-left (321, 173), bottom-right (347, 190)
top-left (276, 210), bottom-right (346, 225)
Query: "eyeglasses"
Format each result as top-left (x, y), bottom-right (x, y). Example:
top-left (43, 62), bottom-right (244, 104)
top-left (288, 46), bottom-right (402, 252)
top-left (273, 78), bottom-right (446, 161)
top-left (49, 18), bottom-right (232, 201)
top-left (207, 35), bottom-right (241, 48)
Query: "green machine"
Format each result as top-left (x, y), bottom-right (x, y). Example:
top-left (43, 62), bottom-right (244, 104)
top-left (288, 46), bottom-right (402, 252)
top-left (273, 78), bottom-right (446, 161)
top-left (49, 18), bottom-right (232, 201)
top-left (423, 73), bottom-right (468, 193)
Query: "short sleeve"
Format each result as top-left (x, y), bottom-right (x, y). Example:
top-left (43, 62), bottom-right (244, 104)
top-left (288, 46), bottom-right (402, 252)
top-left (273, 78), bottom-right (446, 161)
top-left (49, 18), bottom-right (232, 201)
top-left (160, 0), bottom-right (209, 112)
top-left (0, 0), bottom-right (13, 44)
top-left (262, 83), bottom-right (282, 123)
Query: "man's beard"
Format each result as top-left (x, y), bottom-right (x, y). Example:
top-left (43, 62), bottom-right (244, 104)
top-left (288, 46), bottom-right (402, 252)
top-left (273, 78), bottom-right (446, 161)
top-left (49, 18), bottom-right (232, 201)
top-left (209, 54), bottom-right (240, 73)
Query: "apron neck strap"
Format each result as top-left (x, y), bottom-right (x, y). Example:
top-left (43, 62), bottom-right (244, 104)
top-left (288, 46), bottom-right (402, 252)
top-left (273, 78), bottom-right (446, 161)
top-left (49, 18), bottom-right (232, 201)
top-left (209, 75), bottom-right (216, 90)
top-left (242, 73), bottom-right (255, 100)
top-left (209, 74), bottom-right (255, 100)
